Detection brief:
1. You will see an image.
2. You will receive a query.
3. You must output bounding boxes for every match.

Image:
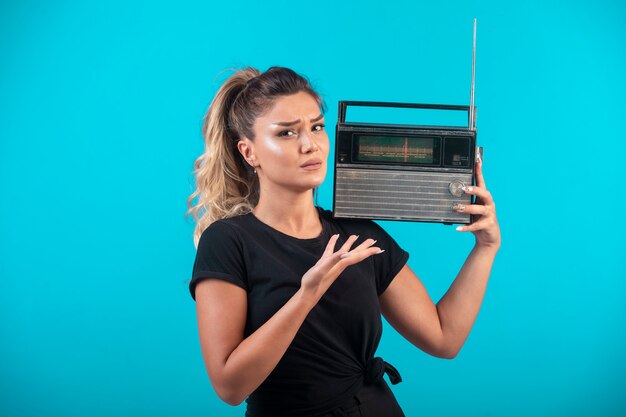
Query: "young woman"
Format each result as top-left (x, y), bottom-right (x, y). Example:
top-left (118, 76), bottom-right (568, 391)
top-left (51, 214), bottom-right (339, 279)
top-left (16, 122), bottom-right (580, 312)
top-left (187, 66), bottom-right (501, 417)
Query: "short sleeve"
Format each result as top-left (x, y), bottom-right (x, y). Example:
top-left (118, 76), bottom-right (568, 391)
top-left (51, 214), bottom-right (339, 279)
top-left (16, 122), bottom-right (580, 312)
top-left (189, 221), bottom-right (248, 301)
top-left (367, 221), bottom-right (410, 296)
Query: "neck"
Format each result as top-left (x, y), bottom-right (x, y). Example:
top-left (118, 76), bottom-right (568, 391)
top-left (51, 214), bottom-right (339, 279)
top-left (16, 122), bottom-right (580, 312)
top-left (252, 184), bottom-right (320, 239)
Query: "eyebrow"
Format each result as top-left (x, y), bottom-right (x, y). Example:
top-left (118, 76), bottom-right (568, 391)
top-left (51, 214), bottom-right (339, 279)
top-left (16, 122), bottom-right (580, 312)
top-left (272, 113), bottom-right (324, 126)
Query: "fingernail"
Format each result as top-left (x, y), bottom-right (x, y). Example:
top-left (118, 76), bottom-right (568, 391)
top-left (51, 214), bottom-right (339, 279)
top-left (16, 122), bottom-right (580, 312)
top-left (456, 226), bottom-right (463, 231)
top-left (452, 204), bottom-right (465, 211)
top-left (371, 239), bottom-right (377, 244)
top-left (464, 186), bottom-right (473, 193)
top-left (340, 253), bottom-right (352, 259)
top-left (377, 249), bottom-right (385, 254)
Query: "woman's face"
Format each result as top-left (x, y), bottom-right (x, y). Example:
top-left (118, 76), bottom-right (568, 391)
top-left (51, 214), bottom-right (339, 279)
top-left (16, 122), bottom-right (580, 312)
top-left (239, 91), bottom-right (329, 193)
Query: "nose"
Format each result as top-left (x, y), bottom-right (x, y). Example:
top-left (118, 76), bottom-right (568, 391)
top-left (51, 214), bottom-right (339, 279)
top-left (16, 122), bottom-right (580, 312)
top-left (300, 132), bottom-right (319, 153)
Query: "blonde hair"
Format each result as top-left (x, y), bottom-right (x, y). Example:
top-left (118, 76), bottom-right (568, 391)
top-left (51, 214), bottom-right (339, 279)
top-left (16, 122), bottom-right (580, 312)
top-left (186, 66), bottom-right (326, 247)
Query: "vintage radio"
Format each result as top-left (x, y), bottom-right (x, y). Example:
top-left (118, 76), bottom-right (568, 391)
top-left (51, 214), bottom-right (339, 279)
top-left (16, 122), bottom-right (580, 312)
top-left (332, 20), bottom-right (482, 225)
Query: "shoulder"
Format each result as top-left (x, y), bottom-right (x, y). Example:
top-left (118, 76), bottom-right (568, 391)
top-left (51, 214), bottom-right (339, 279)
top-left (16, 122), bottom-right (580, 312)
top-left (198, 214), bottom-right (250, 246)
top-left (317, 206), bottom-right (389, 239)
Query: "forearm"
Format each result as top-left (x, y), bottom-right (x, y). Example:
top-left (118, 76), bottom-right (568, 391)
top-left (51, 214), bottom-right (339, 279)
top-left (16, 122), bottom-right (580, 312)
top-left (219, 288), bottom-right (319, 405)
top-left (435, 244), bottom-right (498, 357)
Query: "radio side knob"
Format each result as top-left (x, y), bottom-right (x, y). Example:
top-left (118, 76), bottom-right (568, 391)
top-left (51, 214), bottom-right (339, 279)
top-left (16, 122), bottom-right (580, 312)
top-left (449, 180), bottom-right (466, 197)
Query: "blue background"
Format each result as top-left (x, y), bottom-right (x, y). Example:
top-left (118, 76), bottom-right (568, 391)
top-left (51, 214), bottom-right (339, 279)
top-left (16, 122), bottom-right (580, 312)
top-left (1, 0), bottom-right (625, 416)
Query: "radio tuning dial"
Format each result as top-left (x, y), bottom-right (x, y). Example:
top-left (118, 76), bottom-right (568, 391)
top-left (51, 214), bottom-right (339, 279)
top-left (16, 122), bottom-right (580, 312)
top-left (449, 180), bottom-right (466, 197)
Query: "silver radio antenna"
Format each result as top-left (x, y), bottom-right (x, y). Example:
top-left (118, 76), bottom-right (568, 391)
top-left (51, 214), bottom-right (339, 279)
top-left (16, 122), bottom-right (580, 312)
top-left (469, 18), bottom-right (477, 131)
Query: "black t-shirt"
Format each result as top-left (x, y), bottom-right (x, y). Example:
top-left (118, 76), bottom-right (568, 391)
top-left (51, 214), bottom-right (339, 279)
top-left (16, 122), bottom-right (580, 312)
top-left (189, 206), bottom-right (409, 417)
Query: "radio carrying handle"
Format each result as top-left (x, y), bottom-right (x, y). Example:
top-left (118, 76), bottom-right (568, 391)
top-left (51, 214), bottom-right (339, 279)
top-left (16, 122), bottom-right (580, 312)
top-left (337, 101), bottom-right (477, 131)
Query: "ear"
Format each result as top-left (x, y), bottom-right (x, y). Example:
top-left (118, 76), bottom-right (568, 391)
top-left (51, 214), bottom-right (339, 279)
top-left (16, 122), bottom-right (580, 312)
top-left (236, 138), bottom-right (257, 168)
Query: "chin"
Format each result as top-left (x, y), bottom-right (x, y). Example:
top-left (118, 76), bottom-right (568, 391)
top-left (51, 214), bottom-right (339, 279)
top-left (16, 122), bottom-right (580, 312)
top-left (297, 176), bottom-right (326, 191)
top-left (309, 172), bottom-right (327, 188)
top-left (282, 167), bottom-right (327, 191)
top-left (304, 180), bottom-right (325, 191)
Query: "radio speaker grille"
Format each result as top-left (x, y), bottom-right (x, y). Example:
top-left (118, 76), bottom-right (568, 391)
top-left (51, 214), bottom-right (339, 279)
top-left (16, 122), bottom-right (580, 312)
top-left (334, 168), bottom-right (473, 223)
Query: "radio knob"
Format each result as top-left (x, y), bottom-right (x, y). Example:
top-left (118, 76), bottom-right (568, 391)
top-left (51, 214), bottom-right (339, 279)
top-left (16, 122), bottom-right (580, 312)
top-left (449, 180), bottom-right (466, 197)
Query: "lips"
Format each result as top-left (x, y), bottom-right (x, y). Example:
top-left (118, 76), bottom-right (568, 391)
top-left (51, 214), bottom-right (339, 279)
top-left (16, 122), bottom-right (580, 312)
top-left (301, 158), bottom-right (323, 168)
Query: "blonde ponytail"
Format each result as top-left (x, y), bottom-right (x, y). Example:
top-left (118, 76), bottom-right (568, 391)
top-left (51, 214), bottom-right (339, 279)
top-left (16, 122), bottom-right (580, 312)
top-left (186, 66), bottom-right (326, 247)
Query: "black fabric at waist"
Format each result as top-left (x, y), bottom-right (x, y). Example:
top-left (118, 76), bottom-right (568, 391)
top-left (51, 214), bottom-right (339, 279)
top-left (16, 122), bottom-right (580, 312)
top-left (317, 377), bottom-right (406, 417)
top-left (244, 357), bottom-right (402, 417)
top-left (364, 357), bottom-right (402, 385)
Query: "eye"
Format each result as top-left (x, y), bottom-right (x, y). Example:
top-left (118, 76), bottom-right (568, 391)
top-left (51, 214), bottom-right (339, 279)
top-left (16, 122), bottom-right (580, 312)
top-left (312, 124), bottom-right (325, 132)
top-left (278, 130), bottom-right (296, 137)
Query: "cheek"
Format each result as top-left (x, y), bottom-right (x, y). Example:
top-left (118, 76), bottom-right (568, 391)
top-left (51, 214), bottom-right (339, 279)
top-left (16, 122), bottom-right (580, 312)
top-left (319, 134), bottom-right (330, 153)
top-left (261, 137), bottom-right (286, 156)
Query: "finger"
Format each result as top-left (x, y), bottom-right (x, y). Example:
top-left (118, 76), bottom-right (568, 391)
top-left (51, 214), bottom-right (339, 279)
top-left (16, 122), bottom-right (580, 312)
top-left (463, 185), bottom-right (494, 205)
top-left (339, 238), bottom-right (380, 260)
top-left (452, 203), bottom-right (491, 216)
top-left (317, 235), bottom-right (365, 272)
top-left (322, 234), bottom-right (340, 257)
top-left (319, 245), bottom-right (376, 277)
top-left (316, 248), bottom-right (352, 273)
top-left (337, 245), bottom-right (384, 264)
top-left (350, 237), bottom-right (378, 252)
top-left (455, 218), bottom-right (491, 232)
top-left (339, 234), bottom-right (359, 253)
top-left (474, 159), bottom-right (486, 189)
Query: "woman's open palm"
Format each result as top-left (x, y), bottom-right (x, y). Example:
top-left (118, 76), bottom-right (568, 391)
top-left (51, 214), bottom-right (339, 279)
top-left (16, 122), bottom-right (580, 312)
top-left (301, 234), bottom-right (382, 299)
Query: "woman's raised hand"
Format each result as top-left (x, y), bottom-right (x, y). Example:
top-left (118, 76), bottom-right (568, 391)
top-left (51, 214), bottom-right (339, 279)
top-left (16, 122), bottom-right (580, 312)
top-left (300, 234), bottom-right (382, 300)
top-left (453, 159), bottom-right (501, 251)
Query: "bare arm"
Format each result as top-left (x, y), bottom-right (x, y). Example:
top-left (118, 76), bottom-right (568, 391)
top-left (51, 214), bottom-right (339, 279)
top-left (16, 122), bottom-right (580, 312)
top-left (380, 159), bottom-right (501, 358)
top-left (435, 244), bottom-right (498, 356)
top-left (194, 234), bottom-right (382, 405)
top-left (379, 246), bottom-right (497, 358)
top-left (195, 280), bottom-right (317, 405)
